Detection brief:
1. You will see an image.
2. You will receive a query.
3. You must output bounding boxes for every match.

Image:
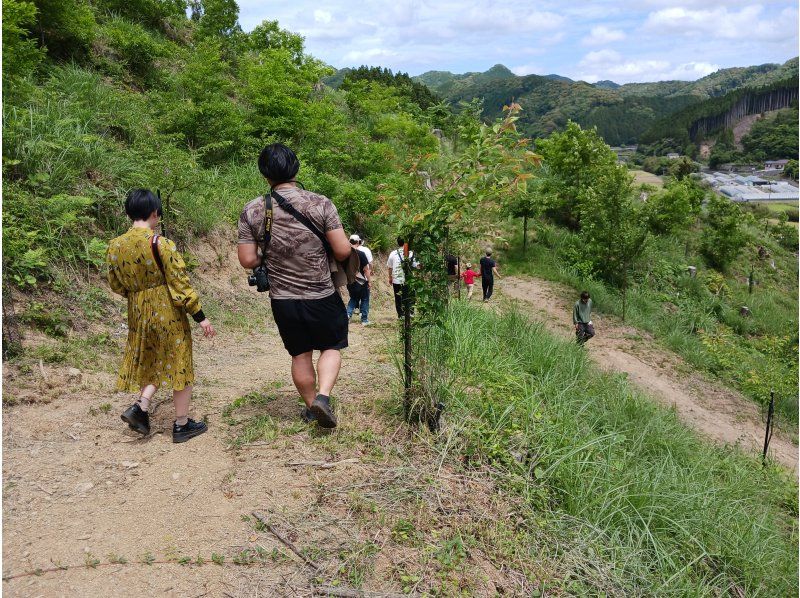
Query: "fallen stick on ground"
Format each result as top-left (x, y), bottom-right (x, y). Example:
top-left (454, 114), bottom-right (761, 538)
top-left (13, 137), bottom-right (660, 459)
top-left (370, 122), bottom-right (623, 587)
top-left (251, 511), bottom-right (319, 571)
top-left (285, 458), bottom-right (360, 469)
top-left (312, 586), bottom-right (412, 598)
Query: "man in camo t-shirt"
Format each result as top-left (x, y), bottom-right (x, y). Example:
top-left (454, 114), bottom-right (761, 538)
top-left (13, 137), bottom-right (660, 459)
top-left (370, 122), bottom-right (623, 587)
top-left (237, 144), bottom-right (352, 428)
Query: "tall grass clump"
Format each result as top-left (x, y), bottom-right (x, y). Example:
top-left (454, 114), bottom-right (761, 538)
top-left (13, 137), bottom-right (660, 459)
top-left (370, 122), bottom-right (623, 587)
top-left (414, 301), bottom-right (797, 595)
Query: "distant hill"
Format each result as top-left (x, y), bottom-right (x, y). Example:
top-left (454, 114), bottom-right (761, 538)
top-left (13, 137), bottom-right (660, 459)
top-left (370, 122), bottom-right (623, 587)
top-left (412, 58), bottom-right (799, 146)
top-left (414, 64), bottom-right (515, 97)
top-left (594, 80), bottom-right (620, 90)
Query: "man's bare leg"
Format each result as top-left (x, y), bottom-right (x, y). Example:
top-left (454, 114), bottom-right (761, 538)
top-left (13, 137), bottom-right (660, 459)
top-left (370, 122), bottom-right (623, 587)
top-left (292, 351), bottom-right (317, 407)
top-left (316, 349), bottom-right (342, 397)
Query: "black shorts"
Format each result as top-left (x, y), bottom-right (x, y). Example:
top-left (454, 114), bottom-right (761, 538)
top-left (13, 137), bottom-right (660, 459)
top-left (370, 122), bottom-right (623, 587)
top-left (271, 292), bottom-right (348, 357)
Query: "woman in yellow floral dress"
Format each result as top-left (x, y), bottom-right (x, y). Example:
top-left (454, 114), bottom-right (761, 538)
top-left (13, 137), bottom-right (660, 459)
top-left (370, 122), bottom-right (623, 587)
top-left (107, 189), bottom-right (216, 443)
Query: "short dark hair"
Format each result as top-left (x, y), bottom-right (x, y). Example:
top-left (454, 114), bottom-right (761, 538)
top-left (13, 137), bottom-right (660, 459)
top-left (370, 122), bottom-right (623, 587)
top-left (580, 291), bottom-right (590, 300)
top-left (258, 143), bottom-right (300, 183)
top-left (125, 188), bottom-right (161, 221)
top-left (396, 237), bottom-right (405, 247)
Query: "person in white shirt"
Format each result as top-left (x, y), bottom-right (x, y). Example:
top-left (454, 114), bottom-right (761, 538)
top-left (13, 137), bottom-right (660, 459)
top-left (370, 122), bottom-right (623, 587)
top-left (386, 237), bottom-right (415, 318)
top-left (357, 237), bottom-right (373, 265)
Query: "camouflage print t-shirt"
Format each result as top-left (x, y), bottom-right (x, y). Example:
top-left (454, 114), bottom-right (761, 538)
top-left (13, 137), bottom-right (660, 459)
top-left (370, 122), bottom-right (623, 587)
top-left (238, 187), bottom-right (343, 300)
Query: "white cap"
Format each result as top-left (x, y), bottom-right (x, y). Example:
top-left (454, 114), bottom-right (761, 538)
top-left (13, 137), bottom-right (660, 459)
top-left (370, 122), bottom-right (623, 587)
top-left (349, 234), bottom-right (361, 242)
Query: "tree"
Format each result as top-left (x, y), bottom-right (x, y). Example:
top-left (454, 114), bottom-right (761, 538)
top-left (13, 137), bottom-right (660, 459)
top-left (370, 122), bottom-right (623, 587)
top-left (580, 163), bottom-right (649, 321)
top-left (2, 0), bottom-right (44, 86)
top-left (248, 20), bottom-right (304, 64)
top-left (644, 177), bottom-right (704, 235)
top-left (537, 121), bottom-right (617, 229)
top-left (700, 195), bottom-right (748, 271)
top-left (668, 156), bottom-right (698, 180)
top-left (379, 103), bottom-right (540, 319)
top-left (784, 159), bottom-right (798, 180)
top-left (195, 0), bottom-right (240, 38)
top-left (506, 173), bottom-right (547, 253)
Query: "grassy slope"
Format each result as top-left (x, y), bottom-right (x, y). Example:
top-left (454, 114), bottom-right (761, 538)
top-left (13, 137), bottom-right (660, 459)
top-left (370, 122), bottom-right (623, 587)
top-left (500, 218), bottom-right (799, 426)
top-left (415, 302), bottom-right (798, 595)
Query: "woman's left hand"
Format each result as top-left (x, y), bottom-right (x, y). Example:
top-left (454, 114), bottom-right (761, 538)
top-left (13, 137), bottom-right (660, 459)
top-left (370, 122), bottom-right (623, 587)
top-left (199, 318), bottom-right (216, 338)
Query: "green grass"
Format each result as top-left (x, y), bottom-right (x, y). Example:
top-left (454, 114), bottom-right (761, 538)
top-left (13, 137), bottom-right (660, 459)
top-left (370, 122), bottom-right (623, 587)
top-left (413, 302), bottom-right (798, 595)
top-left (502, 219), bottom-right (799, 425)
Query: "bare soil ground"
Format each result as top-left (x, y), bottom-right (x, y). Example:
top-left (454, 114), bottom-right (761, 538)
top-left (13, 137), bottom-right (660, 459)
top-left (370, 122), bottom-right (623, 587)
top-left (501, 276), bottom-right (798, 469)
top-left (2, 252), bottom-right (539, 597)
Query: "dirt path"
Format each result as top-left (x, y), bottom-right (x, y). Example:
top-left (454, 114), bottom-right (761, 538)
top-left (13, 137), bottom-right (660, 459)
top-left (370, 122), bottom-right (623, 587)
top-left (501, 276), bottom-right (798, 469)
top-left (2, 256), bottom-right (536, 596)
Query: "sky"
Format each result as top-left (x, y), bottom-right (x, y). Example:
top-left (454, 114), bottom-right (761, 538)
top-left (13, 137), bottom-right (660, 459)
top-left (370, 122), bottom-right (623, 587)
top-left (235, 0), bottom-right (798, 84)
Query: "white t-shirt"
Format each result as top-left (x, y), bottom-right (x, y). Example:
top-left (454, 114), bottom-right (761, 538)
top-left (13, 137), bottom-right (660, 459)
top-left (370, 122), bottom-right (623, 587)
top-left (359, 245), bottom-right (373, 264)
top-left (387, 247), bottom-right (415, 284)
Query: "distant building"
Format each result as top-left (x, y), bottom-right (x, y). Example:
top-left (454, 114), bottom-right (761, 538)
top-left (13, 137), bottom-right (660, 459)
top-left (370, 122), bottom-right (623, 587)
top-left (764, 159), bottom-right (789, 171)
top-left (666, 153), bottom-right (680, 160)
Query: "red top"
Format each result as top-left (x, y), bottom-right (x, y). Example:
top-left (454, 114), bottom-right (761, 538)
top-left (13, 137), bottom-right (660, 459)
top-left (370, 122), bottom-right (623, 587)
top-left (461, 269), bottom-right (480, 285)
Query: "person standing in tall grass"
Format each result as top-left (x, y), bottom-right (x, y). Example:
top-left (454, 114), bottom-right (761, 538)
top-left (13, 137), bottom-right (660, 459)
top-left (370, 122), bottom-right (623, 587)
top-left (107, 189), bottom-right (216, 443)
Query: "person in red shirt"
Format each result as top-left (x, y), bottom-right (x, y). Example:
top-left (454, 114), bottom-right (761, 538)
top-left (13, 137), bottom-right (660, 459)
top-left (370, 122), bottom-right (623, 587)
top-left (460, 263), bottom-right (481, 300)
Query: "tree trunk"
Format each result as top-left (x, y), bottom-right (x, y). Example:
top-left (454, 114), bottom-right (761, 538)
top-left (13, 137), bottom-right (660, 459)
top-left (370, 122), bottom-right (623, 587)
top-left (522, 214), bottom-right (528, 254)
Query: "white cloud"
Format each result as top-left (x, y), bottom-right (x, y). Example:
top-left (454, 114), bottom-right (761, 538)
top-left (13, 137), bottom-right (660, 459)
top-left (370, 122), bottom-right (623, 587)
top-left (643, 5), bottom-right (798, 42)
top-left (582, 25), bottom-right (626, 46)
top-left (313, 10), bottom-right (332, 24)
top-left (510, 63), bottom-right (544, 75)
top-left (342, 47), bottom-right (400, 63)
top-left (576, 50), bottom-right (720, 83)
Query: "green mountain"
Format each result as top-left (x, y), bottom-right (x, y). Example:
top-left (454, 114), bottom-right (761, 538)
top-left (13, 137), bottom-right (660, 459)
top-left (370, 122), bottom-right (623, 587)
top-left (594, 80), bottom-right (620, 90)
top-left (415, 58), bottom-right (799, 146)
top-left (414, 64), bottom-right (515, 96)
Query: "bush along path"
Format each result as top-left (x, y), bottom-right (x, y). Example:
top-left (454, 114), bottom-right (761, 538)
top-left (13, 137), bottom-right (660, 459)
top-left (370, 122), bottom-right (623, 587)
top-left (500, 275), bottom-right (798, 469)
top-left (2, 257), bottom-right (547, 596)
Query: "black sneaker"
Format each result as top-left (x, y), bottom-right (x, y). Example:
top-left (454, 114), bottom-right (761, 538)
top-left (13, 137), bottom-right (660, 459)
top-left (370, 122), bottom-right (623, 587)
top-left (172, 418), bottom-right (208, 443)
top-left (309, 395), bottom-right (337, 429)
top-left (300, 407), bottom-right (317, 423)
top-left (121, 403), bottom-right (150, 435)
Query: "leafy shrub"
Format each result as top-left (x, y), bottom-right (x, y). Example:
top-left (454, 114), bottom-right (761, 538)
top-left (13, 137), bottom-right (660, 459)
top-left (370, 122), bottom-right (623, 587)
top-left (33, 0), bottom-right (97, 59)
top-left (700, 195), bottom-right (748, 270)
top-left (97, 17), bottom-right (166, 82)
top-left (2, 0), bottom-right (44, 86)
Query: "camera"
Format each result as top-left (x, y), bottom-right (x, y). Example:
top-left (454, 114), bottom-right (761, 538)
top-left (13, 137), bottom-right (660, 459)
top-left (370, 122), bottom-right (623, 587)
top-left (248, 265), bottom-right (269, 292)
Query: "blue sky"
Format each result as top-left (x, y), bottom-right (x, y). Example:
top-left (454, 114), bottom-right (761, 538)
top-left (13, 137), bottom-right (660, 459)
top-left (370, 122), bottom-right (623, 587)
top-left (235, 1), bottom-right (798, 83)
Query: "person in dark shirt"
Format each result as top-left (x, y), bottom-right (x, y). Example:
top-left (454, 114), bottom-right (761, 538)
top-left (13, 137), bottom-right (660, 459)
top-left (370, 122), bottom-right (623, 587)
top-left (479, 250), bottom-right (500, 302)
top-left (445, 253), bottom-right (459, 293)
top-left (346, 236), bottom-right (371, 325)
top-left (573, 291), bottom-right (595, 345)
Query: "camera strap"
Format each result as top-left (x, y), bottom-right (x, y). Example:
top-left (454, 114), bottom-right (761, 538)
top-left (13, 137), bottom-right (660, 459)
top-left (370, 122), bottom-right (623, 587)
top-left (271, 189), bottom-right (332, 255)
top-left (260, 193), bottom-right (273, 264)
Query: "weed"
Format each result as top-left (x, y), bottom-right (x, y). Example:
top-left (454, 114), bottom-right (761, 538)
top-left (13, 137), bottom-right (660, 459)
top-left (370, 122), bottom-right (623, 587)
top-left (140, 552), bottom-right (155, 565)
top-left (391, 519), bottom-right (419, 545)
top-left (84, 554), bottom-right (100, 568)
top-left (211, 553), bottom-right (225, 565)
top-left (107, 553), bottom-right (127, 564)
top-left (99, 403), bottom-right (112, 414)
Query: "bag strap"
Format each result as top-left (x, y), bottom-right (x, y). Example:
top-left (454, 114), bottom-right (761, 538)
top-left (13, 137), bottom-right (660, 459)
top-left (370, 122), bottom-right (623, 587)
top-left (151, 234), bottom-right (165, 276)
top-left (261, 193), bottom-right (273, 264)
top-left (271, 189), bottom-right (332, 255)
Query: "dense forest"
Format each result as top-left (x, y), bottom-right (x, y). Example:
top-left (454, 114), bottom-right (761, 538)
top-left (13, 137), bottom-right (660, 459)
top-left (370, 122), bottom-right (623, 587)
top-left (415, 58), bottom-right (799, 147)
top-left (640, 77), bottom-right (799, 146)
